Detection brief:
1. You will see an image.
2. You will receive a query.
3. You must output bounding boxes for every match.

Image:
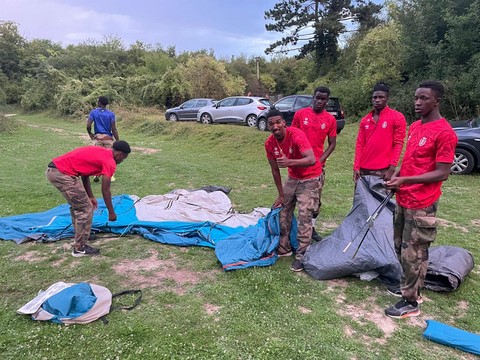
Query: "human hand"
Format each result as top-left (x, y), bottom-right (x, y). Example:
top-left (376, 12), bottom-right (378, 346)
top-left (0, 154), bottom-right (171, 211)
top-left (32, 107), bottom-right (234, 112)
top-left (382, 167), bottom-right (396, 182)
top-left (108, 212), bottom-right (117, 222)
top-left (90, 197), bottom-right (98, 210)
top-left (276, 154), bottom-right (289, 168)
top-left (272, 196), bottom-right (284, 209)
top-left (353, 170), bottom-right (360, 183)
top-left (385, 176), bottom-right (403, 190)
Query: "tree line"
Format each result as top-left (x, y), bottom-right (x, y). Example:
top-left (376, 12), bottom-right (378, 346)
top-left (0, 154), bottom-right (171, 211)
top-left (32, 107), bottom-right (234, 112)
top-left (1, 0), bottom-right (479, 122)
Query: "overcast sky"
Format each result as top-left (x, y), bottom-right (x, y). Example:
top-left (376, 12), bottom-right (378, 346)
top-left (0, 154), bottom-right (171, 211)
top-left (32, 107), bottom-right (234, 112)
top-left (1, 0), bottom-right (287, 59)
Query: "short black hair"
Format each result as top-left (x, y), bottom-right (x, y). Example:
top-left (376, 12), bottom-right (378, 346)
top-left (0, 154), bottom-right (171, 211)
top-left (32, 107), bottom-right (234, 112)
top-left (112, 140), bottom-right (131, 154)
top-left (418, 80), bottom-right (444, 99)
top-left (314, 86), bottom-right (331, 96)
top-left (98, 96), bottom-right (109, 106)
top-left (373, 82), bottom-right (390, 95)
top-left (266, 108), bottom-right (283, 119)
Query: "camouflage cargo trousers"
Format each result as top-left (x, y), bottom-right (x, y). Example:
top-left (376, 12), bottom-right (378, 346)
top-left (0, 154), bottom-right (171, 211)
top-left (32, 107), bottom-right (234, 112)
top-left (312, 169), bottom-right (325, 220)
top-left (279, 177), bottom-right (320, 260)
top-left (93, 134), bottom-right (114, 148)
top-left (46, 167), bottom-right (93, 250)
top-left (394, 201), bottom-right (438, 302)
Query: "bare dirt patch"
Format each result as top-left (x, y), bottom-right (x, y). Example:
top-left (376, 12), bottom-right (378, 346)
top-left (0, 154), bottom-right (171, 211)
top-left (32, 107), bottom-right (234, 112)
top-left (471, 219), bottom-right (480, 227)
top-left (132, 146), bottom-right (160, 155)
top-left (319, 221), bottom-right (339, 231)
top-left (112, 249), bottom-right (209, 294)
top-left (204, 303), bottom-right (221, 315)
top-left (14, 251), bottom-right (44, 263)
top-left (436, 217), bottom-right (469, 233)
top-left (298, 306), bottom-right (312, 314)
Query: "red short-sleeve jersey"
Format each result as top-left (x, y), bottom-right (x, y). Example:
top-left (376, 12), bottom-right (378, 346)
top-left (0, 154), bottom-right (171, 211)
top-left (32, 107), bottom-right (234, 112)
top-left (292, 107), bottom-right (337, 165)
top-left (53, 146), bottom-right (117, 178)
top-left (265, 127), bottom-right (321, 180)
top-left (354, 106), bottom-right (406, 171)
top-left (396, 118), bottom-right (458, 209)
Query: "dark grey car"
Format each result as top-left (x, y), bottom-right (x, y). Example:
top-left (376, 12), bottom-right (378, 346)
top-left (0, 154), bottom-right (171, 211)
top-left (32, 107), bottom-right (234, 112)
top-left (451, 118), bottom-right (480, 175)
top-left (256, 94), bottom-right (345, 133)
top-left (165, 98), bottom-right (216, 121)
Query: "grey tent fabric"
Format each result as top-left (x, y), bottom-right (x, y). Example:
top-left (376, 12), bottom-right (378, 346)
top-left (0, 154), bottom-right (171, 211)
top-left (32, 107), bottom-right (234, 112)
top-left (425, 246), bottom-right (475, 292)
top-left (303, 176), bottom-right (401, 285)
top-left (303, 176), bottom-right (475, 291)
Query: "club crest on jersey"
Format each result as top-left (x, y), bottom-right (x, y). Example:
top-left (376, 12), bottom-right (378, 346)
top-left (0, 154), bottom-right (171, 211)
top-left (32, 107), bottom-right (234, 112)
top-left (303, 117), bottom-right (309, 125)
top-left (289, 147), bottom-right (293, 154)
top-left (274, 147), bottom-right (280, 156)
top-left (321, 123), bottom-right (326, 130)
top-left (382, 121), bottom-right (387, 128)
top-left (419, 137), bottom-right (427, 146)
top-left (365, 125), bottom-right (370, 129)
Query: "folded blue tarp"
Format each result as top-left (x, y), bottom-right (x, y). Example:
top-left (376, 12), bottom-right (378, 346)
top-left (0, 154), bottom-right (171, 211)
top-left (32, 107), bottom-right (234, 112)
top-left (424, 319), bottom-right (480, 355)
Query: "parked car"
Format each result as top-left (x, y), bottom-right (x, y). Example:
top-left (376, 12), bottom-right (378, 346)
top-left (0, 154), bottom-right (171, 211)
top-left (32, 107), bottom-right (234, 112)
top-left (450, 118), bottom-right (480, 175)
top-left (196, 96), bottom-right (271, 127)
top-left (256, 94), bottom-right (346, 133)
top-left (165, 98), bottom-right (216, 121)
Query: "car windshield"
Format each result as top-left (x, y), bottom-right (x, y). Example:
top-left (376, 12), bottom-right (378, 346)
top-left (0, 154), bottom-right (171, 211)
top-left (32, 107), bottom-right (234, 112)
top-left (259, 99), bottom-right (271, 106)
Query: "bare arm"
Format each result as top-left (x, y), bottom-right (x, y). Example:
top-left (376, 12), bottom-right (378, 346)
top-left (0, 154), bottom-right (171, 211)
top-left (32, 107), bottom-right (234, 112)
top-left (111, 122), bottom-right (120, 141)
top-left (86, 119), bottom-right (95, 140)
top-left (101, 176), bottom-right (117, 221)
top-left (319, 135), bottom-right (336, 165)
top-left (276, 148), bottom-right (316, 168)
top-left (386, 163), bottom-right (451, 190)
top-left (268, 158), bottom-right (284, 208)
top-left (81, 175), bottom-right (98, 209)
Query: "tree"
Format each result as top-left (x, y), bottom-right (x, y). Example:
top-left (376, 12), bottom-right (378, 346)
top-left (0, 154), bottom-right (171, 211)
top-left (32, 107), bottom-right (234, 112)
top-left (264, 0), bottom-right (382, 74)
top-left (0, 21), bottom-right (25, 78)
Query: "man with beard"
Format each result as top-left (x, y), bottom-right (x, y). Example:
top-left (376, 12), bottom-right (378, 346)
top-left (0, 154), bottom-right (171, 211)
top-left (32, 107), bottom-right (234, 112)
top-left (384, 81), bottom-right (457, 318)
top-left (264, 108), bottom-right (319, 272)
top-left (46, 141), bottom-right (131, 257)
top-left (292, 86), bottom-right (337, 242)
top-left (353, 82), bottom-right (406, 183)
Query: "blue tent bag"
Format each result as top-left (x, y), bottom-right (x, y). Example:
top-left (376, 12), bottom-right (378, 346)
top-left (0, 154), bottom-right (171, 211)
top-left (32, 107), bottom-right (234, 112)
top-left (423, 319), bottom-right (480, 355)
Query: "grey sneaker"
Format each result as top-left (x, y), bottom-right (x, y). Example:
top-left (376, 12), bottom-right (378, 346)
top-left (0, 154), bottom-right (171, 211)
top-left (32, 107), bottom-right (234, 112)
top-left (387, 286), bottom-right (423, 304)
top-left (278, 251), bottom-right (293, 257)
top-left (385, 299), bottom-right (420, 319)
top-left (72, 244), bottom-right (100, 257)
top-left (290, 259), bottom-right (303, 272)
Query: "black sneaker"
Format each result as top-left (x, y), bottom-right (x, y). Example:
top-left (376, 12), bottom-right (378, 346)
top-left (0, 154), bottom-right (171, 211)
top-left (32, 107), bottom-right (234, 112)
top-left (387, 286), bottom-right (423, 304)
top-left (290, 259), bottom-right (303, 272)
top-left (385, 299), bottom-right (420, 319)
top-left (311, 228), bottom-right (322, 242)
top-left (387, 285), bottom-right (402, 297)
top-left (72, 244), bottom-right (100, 257)
top-left (93, 176), bottom-right (100, 183)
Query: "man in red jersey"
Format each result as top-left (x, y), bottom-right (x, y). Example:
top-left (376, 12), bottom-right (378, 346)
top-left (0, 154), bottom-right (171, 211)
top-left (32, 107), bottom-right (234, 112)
top-left (46, 141), bottom-right (131, 257)
top-left (353, 82), bottom-right (406, 183)
top-left (384, 81), bottom-right (457, 318)
top-left (265, 108), bottom-right (319, 272)
top-left (292, 86), bottom-right (337, 242)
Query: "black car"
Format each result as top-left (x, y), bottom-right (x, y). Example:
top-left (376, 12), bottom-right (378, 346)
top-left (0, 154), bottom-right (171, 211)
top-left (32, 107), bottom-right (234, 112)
top-left (256, 94), bottom-right (346, 134)
top-left (451, 118), bottom-right (480, 175)
top-left (165, 98), bottom-right (216, 121)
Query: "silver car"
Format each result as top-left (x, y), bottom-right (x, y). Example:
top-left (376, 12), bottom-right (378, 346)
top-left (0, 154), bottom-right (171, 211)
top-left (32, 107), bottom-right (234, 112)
top-left (165, 98), bottom-right (216, 121)
top-left (196, 96), bottom-right (271, 127)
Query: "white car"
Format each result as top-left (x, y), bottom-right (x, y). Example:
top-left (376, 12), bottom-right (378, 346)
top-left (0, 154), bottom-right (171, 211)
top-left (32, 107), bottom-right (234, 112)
top-left (196, 96), bottom-right (271, 127)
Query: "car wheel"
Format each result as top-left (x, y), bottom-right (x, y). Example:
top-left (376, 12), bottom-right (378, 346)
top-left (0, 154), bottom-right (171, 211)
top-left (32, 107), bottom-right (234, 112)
top-left (168, 113), bottom-right (178, 121)
top-left (200, 113), bottom-right (212, 124)
top-left (257, 117), bottom-right (268, 131)
top-left (451, 148), bottom-right (475, 175)
top-left (246, 114), bottom-right (257, 127)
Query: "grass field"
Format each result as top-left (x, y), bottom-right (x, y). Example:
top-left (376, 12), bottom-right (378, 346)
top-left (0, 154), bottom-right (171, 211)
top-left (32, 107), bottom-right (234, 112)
top-left (0, 110), bottom-right (479, 359)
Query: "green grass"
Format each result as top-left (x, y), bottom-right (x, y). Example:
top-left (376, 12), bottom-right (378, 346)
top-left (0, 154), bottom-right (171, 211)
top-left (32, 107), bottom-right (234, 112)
top-left (0, 112), bottom-right (479, 359)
